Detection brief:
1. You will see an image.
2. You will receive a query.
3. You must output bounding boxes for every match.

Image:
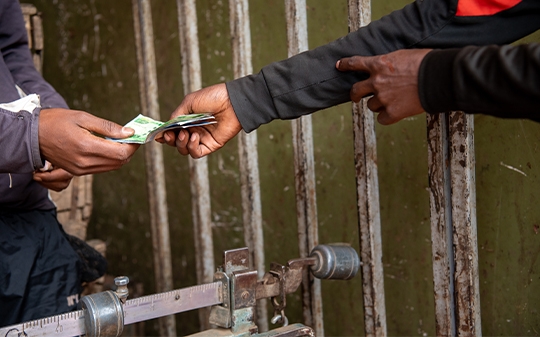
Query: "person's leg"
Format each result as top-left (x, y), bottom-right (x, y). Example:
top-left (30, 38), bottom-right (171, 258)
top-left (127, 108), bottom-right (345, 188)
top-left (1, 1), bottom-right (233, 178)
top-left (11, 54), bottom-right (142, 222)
top-left (0, 209), bottom-right (81, 326)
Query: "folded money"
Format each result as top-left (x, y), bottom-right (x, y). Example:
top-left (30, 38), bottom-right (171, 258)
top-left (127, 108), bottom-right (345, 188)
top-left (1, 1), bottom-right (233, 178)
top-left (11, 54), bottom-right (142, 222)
top-left (109, 113), bottom-right (216, 144)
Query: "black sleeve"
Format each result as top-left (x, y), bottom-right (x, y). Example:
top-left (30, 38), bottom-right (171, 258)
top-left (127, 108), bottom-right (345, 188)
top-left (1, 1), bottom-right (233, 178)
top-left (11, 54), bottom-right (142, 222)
top-left (226, 0), bottom-right (540, 132)
top-left (419, 44), bottom-right (540, 121)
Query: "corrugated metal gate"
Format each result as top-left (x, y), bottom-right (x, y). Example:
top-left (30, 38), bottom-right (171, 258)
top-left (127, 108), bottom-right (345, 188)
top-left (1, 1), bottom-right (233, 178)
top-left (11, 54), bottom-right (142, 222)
top-left (131, 1), bottom-right (481, 336)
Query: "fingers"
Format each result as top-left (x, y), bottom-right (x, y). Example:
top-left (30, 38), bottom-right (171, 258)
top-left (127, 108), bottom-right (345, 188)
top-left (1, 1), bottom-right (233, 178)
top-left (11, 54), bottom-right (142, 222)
top-left (33, 168), bottom-right (73, 192)
top-left (367, 96), bottom-right (384, 112)
top-left (175, 130), bottom-right (190, 155)
top-left (161, 129), bottom-right (186, 147)
top-left (336, 55), bottom-right (375, 73)
top-left (78, 142), bottom-right (140, 175)
top-left (338, 56), bottom-right (377, 102)
top-left (186, 132), bottom-right (204, 158)
top-left (350, 80), bottom-right (375, 102)
top-left (176, 131), bottom-right (207, 159)
top-left (80, 112), bottom-right (135, 139)
top-left (34, 168), bottom-right (73, 182)
top-left (376, 112), bottom-right (397, 125)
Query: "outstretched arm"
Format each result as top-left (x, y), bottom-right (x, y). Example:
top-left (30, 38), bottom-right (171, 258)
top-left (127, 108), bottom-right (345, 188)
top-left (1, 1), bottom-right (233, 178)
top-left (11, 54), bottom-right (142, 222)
top-left (335, 43), bottom-right (540, 124)
top-left (167, 0), bottom-right (540, 158)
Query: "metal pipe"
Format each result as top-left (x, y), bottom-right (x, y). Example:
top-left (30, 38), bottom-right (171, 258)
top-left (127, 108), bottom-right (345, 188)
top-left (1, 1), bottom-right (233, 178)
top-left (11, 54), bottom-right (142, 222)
top-left (426, 112), bottom-right (456, 336)
top-left (284, 1), bottom-right (323, 335)
top-left (228, 0), bottom-right (268, 331)
top-left (448, 112), bottom-right (481, 336)
top-left (427, 111), bottom-right (481, 336)
top-left (347, 1), bottom-right (387, 336)
top-left (132, 1), bottom-right (176, 335)
top-left (176, 0), bottom-right (216, 330)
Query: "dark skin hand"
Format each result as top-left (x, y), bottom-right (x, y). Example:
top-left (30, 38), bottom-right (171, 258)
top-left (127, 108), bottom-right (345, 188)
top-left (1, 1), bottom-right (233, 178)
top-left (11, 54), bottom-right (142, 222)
top-left (33, 167), bottom-right (73, 192)
top-left (160, 49), bottom-right (431, 158)
top-left (159, 83), bottom-right (242, 159)
top-left (336, 49), bottom-right (432, 125)
top-left (38, 108), bottom-right (140, 176)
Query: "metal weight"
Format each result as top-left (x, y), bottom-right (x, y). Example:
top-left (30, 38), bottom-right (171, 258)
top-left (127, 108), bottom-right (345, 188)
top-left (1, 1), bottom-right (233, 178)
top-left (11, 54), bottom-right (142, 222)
top-left (309, 244), bottom-right (361, 280)
top-left (80, 290), bottom-right (124, 337)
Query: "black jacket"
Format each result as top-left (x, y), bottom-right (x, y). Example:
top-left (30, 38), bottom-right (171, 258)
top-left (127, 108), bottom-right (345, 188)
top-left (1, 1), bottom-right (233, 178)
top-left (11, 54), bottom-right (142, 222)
top-left (226, 0), bottom-right (540, 132)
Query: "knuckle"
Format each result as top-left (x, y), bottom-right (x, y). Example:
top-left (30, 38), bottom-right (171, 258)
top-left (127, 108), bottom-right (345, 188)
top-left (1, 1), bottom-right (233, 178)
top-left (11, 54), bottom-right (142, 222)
top-left (345, 57), bottom-right (357, 68)
top-left (371, 75), bottom-right (383, 87)
top-left (102, 119), bottom-right (117, 134)
top-left (117, 147), bottom-right (133, 166)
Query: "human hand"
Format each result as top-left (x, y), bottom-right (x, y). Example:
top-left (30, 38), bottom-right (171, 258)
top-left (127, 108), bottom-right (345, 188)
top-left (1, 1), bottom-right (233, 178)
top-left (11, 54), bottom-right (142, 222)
top-left (336, 49), bottom-right (432, 125)
top-left (33, 167), bottom-right (73, 192)
top-left (160, 83), bottom-right (242, 158)
top-left (39, 108), bottom-right (140, 175)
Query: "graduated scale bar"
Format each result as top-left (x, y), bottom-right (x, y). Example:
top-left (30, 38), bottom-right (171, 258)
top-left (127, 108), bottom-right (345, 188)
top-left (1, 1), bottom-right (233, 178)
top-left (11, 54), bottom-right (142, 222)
top-left (0, 282), bottom-right (222, 337)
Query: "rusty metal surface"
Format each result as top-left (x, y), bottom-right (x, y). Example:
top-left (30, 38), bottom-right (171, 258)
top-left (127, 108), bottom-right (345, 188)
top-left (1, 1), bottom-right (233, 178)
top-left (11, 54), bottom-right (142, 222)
top-left (348, 1), bottom-right (387, 337)
top-left (132, 1), bottom-right (176, 335)
top-left (448, 112), bottom-right (481, 336)
top-left (177, 0), bottom-right (215, 330)
top-left (224, 247), bottom-right (251, 272)
top-left (427, 111), bottom-right (481, 336)
top-left (284, 1), bottom-right (323, 335)
top-left (232, 270), bottom-right (258, 309)
top-left (426, 112), bottom-right (456, 336)
top-left (229, 0), bottom-right (268, 331)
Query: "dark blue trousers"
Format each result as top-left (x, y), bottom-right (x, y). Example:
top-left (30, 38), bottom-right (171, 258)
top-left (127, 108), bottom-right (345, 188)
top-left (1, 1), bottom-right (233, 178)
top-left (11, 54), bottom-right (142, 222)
top-left (0, 209), bottom-right (81, 326)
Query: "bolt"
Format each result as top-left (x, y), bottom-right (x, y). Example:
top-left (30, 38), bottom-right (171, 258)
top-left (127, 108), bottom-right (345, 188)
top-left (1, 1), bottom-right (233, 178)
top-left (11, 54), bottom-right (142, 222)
top-left (115, 276), bottom-right (129, 286)
top-left (114, 276), bottom-right (129, 304)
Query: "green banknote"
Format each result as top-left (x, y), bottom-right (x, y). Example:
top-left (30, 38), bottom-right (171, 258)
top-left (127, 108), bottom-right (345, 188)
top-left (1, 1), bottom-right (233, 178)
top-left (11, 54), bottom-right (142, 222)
top-left (109, 113), bottom-right (216, 144)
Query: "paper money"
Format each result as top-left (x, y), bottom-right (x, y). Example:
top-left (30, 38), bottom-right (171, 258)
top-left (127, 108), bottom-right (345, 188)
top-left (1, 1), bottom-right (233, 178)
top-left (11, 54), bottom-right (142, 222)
top-left (110, 113), bottom-right (216, 144)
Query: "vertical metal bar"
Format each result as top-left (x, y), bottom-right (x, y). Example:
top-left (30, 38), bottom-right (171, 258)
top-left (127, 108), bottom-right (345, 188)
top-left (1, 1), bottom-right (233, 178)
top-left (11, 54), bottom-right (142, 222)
top-left (427, 112), bottom-right (481, 336)
top-left (284, 1), bottom-right (324, 335)
top-left (228, 0), bottom-right (268, 331)
top-left (132, 1), bottom-right (176, 335)
top-left (348, 1), bottom-right (387, 336)
top-left (427, 112), bottom-right (456, 336)
top-left (176, 0), bottom-right (215, 330)
top-left (448, 112), bottom-right (481, 336)
top-left (427, 111), bottom-right (481, 336)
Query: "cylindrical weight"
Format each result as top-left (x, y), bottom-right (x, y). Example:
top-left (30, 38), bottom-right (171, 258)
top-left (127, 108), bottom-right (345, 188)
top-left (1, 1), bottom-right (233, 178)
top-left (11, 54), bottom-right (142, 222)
top-left (309, 244), bottom-right (360, 280)
top-left (81, 290), bottom-right (124, 337)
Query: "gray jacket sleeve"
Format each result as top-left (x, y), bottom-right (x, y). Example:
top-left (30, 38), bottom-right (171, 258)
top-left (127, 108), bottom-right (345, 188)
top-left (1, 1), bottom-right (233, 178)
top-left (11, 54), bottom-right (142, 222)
top-left (226, 0), bottom-right (540, 132)
top-left (0, 103), bottom-right (42, 173)
top-left (0, 0), bottom-right (69, 173)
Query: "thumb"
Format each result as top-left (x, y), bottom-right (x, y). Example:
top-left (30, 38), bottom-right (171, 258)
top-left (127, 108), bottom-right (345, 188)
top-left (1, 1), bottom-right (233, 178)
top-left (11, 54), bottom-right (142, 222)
top-left (121, 127), bottom-right (136, 137)
top-left (81, 113), bottom-right (135, 139)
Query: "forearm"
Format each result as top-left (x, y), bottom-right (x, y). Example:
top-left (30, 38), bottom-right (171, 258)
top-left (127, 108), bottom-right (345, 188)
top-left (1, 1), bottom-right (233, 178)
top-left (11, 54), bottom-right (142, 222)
top-left (227, 0), bottom-right (448, 132)
top-left (228, 0), bottom-right (540, 132)
top-left (419, 44), bottom-right (540, 121)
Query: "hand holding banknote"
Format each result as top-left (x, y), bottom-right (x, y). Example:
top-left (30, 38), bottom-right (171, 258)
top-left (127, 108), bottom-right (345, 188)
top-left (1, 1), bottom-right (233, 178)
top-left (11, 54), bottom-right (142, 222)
top-left (39, 108), bottom-right (139, 176)
top-left (162, 83), bottom-right (242, 158)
